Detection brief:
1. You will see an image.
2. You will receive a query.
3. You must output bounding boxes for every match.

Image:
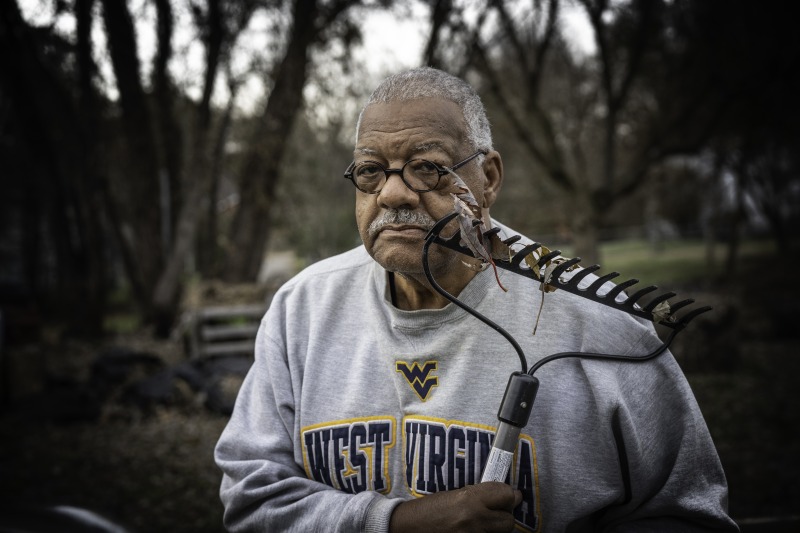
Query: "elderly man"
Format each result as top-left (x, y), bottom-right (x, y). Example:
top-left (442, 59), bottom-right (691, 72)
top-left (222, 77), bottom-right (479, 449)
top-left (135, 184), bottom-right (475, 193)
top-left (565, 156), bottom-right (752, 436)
top-left (215, 68), bottom-right (737, 532)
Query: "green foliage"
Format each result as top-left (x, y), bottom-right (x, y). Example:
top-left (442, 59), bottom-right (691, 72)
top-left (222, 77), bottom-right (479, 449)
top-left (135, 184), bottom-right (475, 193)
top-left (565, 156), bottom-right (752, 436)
top-left (103, 313), bottom-right (142, 334)
top-left (272, 115), bottom-right (361, 262)
top-left (563, 238), bottom-right (778, 288)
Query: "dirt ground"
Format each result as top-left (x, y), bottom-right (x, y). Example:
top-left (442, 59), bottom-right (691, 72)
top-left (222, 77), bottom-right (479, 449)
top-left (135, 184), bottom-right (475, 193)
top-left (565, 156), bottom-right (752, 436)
top-left (0, 254), bottom-right (798, 532)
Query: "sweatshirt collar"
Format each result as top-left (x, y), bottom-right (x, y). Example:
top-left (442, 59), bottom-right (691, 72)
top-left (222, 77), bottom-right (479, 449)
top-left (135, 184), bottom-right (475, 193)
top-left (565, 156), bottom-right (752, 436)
top-left (371, 260), bottom-right (495, 330)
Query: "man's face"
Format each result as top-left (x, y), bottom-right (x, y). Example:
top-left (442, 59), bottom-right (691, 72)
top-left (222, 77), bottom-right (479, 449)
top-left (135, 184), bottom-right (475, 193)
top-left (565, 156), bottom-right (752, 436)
top-left (354, 97), bottom-right (493, 276)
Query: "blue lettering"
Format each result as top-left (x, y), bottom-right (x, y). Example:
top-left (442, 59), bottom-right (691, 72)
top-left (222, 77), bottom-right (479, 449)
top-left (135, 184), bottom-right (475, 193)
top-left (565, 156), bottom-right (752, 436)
top-left (348, 424), bottom-right (368, 493)
top-left (416, 424), bottom-right (428, 493)
top-left (369, 422), bottom-right (391, 492)
top-left (514, 440), bottom-right (538, 530)
top-left (447, 427), bottom-right (466, 490)
top-left (304, 429), bottom-right (333, 486)
top-left (426, 424), bottom-right (446, 493)
top-left (405, 421), bottom-right (418, 489)
top-left (331, 427), bottom-right (350, 492)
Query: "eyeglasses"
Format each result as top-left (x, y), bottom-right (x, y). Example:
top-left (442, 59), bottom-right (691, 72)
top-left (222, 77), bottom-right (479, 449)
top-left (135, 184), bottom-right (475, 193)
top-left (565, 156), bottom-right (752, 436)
top-left (343, 150), bottom-right (486, 194)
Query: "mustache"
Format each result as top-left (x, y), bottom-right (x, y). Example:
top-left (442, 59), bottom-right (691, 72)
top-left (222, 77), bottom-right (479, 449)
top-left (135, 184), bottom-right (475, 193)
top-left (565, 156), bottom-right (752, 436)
top-left (367, 209), bottom-right (437, 237)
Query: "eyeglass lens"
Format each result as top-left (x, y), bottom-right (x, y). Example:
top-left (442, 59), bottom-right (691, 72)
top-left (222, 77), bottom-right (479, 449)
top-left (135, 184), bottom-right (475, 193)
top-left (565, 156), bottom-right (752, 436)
top-left (352, 159), bottom-right (441, 193)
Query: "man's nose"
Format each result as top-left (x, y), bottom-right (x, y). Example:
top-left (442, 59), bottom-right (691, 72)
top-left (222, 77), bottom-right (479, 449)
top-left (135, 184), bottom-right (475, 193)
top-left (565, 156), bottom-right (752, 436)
top-left (377, 171), bottom-right (420, 210)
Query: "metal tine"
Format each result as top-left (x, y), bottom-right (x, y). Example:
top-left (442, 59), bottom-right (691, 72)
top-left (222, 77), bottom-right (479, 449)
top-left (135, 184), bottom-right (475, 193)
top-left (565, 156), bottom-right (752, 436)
top-left (427, 211), bottom-right (457, 242)
top-left (643, 292), bottom-right (677, 313)
top-left (623, 285), bottom-right (658, 307)
top-left (536, 250), bottom-right (562, 268)
top-left (511, 244), bottom-right (543, 265)
top-left (483, 227), bottom-right (502, 237)
top-left (585, 272), bottom-right (620, 295)
top-left (549, 257), bottom-right (582, 282)
top-left (437, 228), bottom-right (460, 245)
top-left (428, 216), bottom-right (710, 330)
top-left (667, 298), bottom-right (695, 314)
top-left (565, 265), bottom-right (601, 287)
top-left (676, 306), bottom-right (713, 326)
top-left (604, 278), bottom-right (639, 301)
top-left (472, 219), bottom-right (483, 227)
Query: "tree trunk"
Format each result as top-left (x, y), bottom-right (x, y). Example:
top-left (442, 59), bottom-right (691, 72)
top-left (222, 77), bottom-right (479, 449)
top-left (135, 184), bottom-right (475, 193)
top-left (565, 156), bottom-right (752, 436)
top-left (224, 0), bottom-right (320, 281)
top-left (422, 0), bottom-right (453, 68)
top-left (101, 0), bottom-right (164, 317)
top-left (572, 195), bottom-right (601, 266)
top-left (1, 0), bottom-right (107, 335)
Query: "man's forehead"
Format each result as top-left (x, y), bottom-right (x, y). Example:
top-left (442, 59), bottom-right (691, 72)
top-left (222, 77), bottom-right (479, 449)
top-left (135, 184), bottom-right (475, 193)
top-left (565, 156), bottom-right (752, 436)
top-left (355, 98), bottom-right (468, 159)
top-left (355, 142), bottom-right (448, 157)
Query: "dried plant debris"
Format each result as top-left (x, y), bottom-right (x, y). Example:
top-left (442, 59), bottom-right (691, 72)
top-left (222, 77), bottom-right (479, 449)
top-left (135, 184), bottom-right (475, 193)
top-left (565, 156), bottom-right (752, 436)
top-left (651, 300), bottom-right (672, 323)
top-left (438, 167), bottom-right (677, 329)
top-left (440, 167), bottom-right (587, 332)
top-left (441, 168), bottom-right (508, 291)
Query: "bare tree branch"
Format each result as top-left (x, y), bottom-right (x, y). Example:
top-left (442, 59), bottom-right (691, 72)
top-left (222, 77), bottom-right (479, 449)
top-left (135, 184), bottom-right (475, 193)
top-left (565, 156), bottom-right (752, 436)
top-left (611, 0), bottom-right (655, 111)
top-left (490, 0), bottom-right (529, 71)
top-left (471, 36), bottom-right (574, 192)
top-left (529, 0), bottom-right (559, 102)
top-left (423, 0), bottom-right (453, 68)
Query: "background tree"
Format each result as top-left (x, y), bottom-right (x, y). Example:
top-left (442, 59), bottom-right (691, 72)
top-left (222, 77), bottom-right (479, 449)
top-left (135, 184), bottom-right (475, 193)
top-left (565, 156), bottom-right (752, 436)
top-left (1, 0), bottom-right (109, 335)
top-left (1, 0), bottom-right (379, 336)
top-left (420, 0), bottom-right (796, 265)
top-left (2, 0), bottom-right (797, 341)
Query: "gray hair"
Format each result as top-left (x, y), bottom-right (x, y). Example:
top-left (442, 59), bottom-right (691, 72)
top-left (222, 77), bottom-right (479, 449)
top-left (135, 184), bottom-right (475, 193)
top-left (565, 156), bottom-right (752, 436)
top-left (356, 67), bottom-right (493, 152)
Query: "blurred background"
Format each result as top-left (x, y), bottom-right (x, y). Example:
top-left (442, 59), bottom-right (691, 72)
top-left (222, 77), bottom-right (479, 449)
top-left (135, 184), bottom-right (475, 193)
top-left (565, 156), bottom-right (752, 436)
top-left (1, 0), bottom-right (798, 531)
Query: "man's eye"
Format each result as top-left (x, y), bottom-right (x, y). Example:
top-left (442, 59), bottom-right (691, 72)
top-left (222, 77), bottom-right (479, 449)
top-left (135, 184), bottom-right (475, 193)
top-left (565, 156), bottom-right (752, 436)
top-left (410, 160), bottom-right (439, 174)
top-left (355, 164), bottom-right (383, 178)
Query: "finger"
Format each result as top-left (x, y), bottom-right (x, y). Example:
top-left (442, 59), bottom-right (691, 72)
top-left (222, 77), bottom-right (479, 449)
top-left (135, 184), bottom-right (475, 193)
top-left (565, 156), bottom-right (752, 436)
top-left (481, 508), bottom-right (518, 533)
top-left (513, 489), bottom-right (523, 509)
top-left (473, 482), bottom-right (518, 510)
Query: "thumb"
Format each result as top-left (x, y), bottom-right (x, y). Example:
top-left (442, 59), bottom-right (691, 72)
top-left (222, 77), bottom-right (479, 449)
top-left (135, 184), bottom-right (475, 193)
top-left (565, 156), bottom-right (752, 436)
top-left (513, 490), bottom-right (523, 508)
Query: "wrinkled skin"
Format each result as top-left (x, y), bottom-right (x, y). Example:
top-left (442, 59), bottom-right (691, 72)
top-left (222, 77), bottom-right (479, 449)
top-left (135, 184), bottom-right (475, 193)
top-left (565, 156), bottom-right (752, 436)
top-left (389, 482), bottom-right (523, 533)
top-left (354, 97), bottom-right (503, 310)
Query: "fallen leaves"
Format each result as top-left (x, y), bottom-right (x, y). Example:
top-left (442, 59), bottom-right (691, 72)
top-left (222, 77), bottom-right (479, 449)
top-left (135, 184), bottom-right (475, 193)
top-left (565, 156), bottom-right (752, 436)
top-left (445, 168), bottom-right (508, 292)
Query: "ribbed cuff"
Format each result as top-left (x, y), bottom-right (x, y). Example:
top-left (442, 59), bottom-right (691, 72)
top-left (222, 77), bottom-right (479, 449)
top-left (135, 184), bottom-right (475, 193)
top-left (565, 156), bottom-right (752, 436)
top-left (363, 495), bottom-right (404, 533)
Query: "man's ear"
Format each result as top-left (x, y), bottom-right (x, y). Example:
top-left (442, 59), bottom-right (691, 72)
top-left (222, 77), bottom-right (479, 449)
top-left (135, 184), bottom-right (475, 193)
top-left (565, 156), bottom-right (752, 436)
top-left (481, 150), bottom-right (503, 208)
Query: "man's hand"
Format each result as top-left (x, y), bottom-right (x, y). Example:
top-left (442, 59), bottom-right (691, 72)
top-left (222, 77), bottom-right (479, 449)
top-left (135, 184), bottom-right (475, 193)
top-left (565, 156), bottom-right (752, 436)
top-left (388, 482), bottom-right (523, 533)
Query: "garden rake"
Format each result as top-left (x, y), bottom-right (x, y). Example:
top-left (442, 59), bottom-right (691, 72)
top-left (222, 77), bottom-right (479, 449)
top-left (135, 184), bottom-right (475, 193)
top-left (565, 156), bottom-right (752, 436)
top-left (421, 211), bottom-right (712, 484)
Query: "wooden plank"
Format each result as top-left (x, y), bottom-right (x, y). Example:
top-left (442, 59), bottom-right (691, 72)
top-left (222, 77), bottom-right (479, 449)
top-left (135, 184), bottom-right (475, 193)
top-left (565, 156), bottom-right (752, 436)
top-left (197, 305), bottom-right (265, 320)
top-left (200, 340), bottom-right (256, 357)
top-left (200, 323), bottom-right (260, 341)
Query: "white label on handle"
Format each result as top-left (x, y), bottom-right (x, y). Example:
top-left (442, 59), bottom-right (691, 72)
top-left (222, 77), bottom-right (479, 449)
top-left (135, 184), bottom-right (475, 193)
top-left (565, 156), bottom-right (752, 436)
top-left (481, 447), bottom-right (514, 483)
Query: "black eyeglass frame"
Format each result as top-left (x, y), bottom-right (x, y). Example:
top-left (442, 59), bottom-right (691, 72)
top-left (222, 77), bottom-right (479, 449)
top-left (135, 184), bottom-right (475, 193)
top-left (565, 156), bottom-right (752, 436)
top-left (343, 150), bottom-right (487, 194)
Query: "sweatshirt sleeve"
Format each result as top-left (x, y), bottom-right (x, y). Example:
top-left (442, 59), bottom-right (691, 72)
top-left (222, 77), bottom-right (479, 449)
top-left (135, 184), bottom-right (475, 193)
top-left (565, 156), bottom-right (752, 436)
top-left (214, 322), bottom-right (403, 532)
top-left (598, 350), bottom-right (739, 532)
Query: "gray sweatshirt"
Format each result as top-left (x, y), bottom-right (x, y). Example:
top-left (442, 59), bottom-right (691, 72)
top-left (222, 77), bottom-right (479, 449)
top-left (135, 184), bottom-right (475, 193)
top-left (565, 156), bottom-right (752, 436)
top-left (215, 235), bottom-right (737, 532)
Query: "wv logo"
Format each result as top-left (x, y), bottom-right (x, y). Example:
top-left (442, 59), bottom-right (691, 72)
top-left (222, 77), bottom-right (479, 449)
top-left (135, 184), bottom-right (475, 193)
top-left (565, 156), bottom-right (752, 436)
top-left (396, 361), bottom-right (439, 401)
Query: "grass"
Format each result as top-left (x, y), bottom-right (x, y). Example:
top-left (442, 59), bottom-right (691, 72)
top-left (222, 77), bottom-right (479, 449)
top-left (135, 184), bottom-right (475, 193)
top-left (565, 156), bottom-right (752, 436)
top-left (591, 238), bottom-right (777, 288)
top-left (600, 239), bottom-right (775, 286)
